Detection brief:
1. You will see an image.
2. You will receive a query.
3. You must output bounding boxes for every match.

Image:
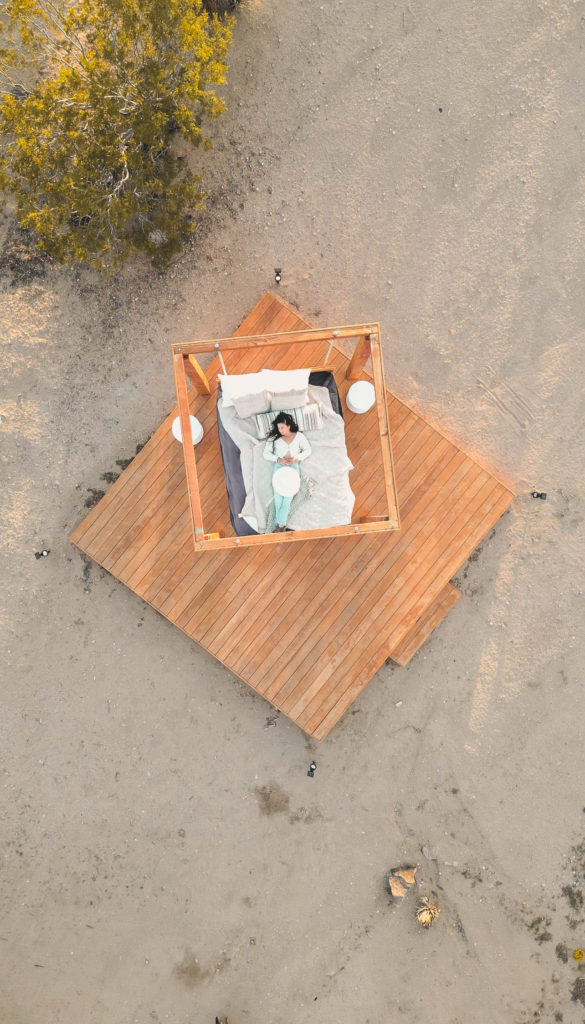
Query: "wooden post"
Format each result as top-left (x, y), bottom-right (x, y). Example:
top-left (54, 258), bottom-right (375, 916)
top-left (184, 354), bottom-right (211, 395)
top-left (346, 335), bottom-right (371, 380)
top-left (172, 353), bottom-right (205, 547)
top-left (369, 331), bottom-right (399, 525)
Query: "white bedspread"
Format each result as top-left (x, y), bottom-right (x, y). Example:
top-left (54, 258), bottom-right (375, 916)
top-left (218, 385), bottom-right (355, 534)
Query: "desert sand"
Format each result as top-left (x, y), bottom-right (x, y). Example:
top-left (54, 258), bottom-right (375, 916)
top-left (2, 1), bottom-right (585, 1021)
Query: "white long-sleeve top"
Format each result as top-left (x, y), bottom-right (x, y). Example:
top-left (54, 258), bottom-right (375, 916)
top-left (263, 432), bottom-right (312, 463)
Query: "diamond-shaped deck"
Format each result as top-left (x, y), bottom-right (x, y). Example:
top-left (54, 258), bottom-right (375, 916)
top-left (71, 294), bottom-right (513, 740)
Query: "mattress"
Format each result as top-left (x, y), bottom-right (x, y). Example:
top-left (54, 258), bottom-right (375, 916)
top-left (216, 370), bottom-right (343, 536)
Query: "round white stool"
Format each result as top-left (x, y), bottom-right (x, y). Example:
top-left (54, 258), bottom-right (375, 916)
top-left (346, 380), bottom-right (375, 414)
top-left (272, 466), bottom-right (301, 497)
top-left (172, 414), bottom-right (204, 445)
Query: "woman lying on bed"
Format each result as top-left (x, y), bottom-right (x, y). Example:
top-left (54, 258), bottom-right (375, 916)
top-left (263, 412), bottom-right (312, 531)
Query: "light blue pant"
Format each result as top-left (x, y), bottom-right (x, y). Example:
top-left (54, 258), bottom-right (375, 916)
top-left (273, 462), bottom-right (300, 527)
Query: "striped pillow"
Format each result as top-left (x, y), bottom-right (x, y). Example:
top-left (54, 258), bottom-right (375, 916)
top-left (255, 402), bottom-right (323, 438)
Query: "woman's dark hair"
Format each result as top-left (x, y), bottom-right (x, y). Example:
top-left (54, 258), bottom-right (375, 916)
top-left (265, 411), bottom-right (299, 448)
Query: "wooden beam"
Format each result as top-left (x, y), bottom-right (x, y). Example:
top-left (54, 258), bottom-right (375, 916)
top-left (369, 330), bottom-right (400, 525)
top-left (184, 355), bottom-right (211, 395)
top-left (195, 519), bottom-right (399, 551)
top-left (171, 324), bottom-right (378, 357)
top-left (172, 352), bottom-right (205, 547)
top-left (346, 335), bottom-right (371, 380)
top-left (309, 364), bottom-right (340, 374)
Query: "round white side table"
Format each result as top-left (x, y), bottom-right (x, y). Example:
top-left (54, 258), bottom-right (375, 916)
top-left (346, 380), bottom-right (375, 414)
top-left (172, 414), bottom-right (204, 445)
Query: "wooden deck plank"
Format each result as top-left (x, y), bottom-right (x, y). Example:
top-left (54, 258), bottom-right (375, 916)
top-left (93, 460), bottom-right (187, 566)
top-left (233, 454), bottom-right (474, 699)
top-left (92, 468), bottom-right (184, 566)
top-left (309, 585), bottom-right (465, 737)
top-left (71, 292), bottom-right (514, 740)
top-left (385, 486), bottom-right (511, 650)
top-left (249, 446), bottom-right (474, 683)
top-left (271, 459), bottom-right (481, 712)
top-left (297, 473), bottom-right (500, 714)
top-left (251, 536), bottom-right (392, 701)
top-left (235, 437), bottom-right (446, 664)
top-left (71, 421), bottom-right (178, 549)
top-left (118, 503), bottom-right (191, 589)
top-left (309, 488), bottom-right (513, 740)
top-left (293, 478), bottom-right (491, 707)
top-left (133, 523), bottom-right (194, 600)
top-left (211, 533), bottom-right (372, 673)
top-left (211, 409), bottom-right (430, 668)
top-left (300, 484), bottom-right (511, 735)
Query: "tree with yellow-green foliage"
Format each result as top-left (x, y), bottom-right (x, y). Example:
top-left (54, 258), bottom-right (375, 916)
top-left (0, 0), bottom-right (234, 271)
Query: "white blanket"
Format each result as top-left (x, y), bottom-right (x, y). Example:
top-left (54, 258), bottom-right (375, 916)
top-left (218, 385), bottom-right (355, 533)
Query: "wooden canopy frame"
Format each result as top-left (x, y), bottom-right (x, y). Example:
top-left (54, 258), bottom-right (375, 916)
top-left (171, 323), bottom-right (400, 551)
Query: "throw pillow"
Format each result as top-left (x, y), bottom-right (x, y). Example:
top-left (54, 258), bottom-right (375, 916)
top-left (270, 388), bottom-right (308, 411)
top-left (219, 371), bottom-right (266, 408)
top-left (232, 390), bottom-right (271, 419)
top-left (255, 402), bottom-right (323, 439)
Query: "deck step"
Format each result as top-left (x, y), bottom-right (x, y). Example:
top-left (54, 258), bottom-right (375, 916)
top-left (388, 584), bottom-right (461, 666)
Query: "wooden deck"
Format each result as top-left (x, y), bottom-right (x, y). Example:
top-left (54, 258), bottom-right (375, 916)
top-left (70, 294), bottom-right (514, 740)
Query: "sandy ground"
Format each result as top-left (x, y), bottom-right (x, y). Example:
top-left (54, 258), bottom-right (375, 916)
top-left (2, 1), bottom-right (585, 1021)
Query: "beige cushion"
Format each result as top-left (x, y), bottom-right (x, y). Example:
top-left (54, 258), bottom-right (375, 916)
top-left (255, 402), bottom-right (323, 438)
top-left (232, 390), bottom-right (271, 419)
top-left (270, 389), bottom-right (308, 411)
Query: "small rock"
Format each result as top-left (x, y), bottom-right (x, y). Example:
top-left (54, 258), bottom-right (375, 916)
top-left (389, 875), bottom-right (407, 901)
top-left (393, 866), bottom-right (416, 885)
top-left (388, 865), bottom-right (417, 902)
